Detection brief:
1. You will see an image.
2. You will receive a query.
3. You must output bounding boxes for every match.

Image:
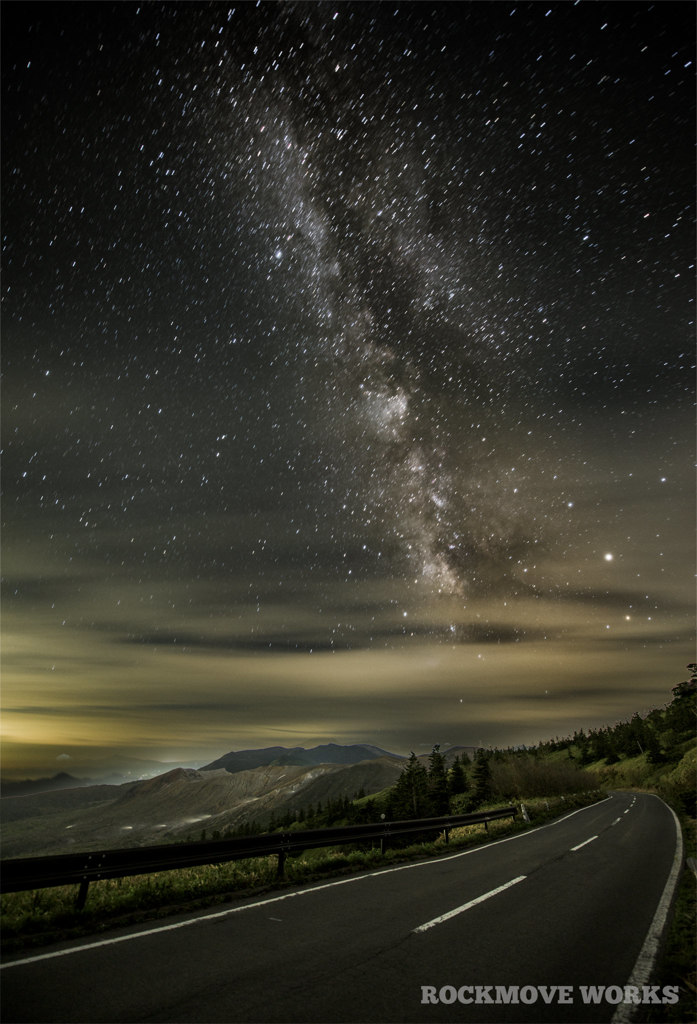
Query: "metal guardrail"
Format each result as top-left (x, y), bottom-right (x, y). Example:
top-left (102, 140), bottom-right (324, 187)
top-left (0, 806), bottom-right (517, 908)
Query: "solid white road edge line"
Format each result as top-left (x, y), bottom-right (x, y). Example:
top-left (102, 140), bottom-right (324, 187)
top-left (0, 874), bottom-right (363, 970)
top-left (610, 796), bottom-right (685, 1024)
top-left (413, 875), bottom-right (527, 933)
top-left (0, 793), bottom-right (614, 970)
top-left (570, 835), bottom-right (598, 851)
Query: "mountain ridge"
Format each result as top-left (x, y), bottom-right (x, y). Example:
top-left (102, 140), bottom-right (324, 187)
top-left (200, 742), bottom-right (400, 774)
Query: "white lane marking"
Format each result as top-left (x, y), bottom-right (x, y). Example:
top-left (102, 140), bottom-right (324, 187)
top-left (611, 796), bottom-right (684, 1024)
top-left (369, 795), bottom-right (614, 883)
top-left (1, 795), bottom-right (613, 970)
top-left (570, 835), bottom-right (598, 851)
top-left (413, 876), bottom-right (527, 934)
top-left (611, 817), bottom-right (622, 826)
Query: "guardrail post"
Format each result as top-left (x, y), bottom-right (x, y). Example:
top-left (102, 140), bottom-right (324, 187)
top-left (444, 827), bottom-right (450, 844)
top-left (75, 851), bottom-right (103, 909)
top-left (76, 879), bottom-right (90, 910)
top-left (277, 834), bottom-right (291, 877)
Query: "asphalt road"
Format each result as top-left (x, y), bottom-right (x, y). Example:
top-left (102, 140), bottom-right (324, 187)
top-left (1, 791), bottom-right (683, 1024)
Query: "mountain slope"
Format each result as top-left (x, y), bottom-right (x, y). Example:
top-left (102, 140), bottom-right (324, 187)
top-left (0, 757), bottom-right (405, 858)
top-left (199, 747), bottom-right (301, 773)
top-left (273, 743), bottom-right (399, 767)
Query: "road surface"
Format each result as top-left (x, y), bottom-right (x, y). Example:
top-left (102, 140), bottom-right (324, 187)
top-left (1, 791), bottom-right (683, 1023)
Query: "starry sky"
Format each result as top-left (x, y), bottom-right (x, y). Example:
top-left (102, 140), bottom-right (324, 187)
top-left (2, 1), bottom-right (694, 779)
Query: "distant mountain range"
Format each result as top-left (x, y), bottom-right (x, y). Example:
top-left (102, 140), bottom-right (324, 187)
top-left (0, 772), bottom-right (97, 799)
top-left (200, 743), bottom-right (398, 773)
top-left (0, 755), bottom-right (204, 797)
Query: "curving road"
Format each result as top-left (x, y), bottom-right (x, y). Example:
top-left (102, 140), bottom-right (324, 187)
top-left (1, 791), bottom-right (683, 1023)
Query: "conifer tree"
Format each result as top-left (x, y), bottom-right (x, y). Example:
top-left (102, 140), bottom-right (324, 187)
top-left (472, 750), bottom-right (493, 806)
top-left (667, 664), bottom-right (697, 733)
top-left (392, 752), bottom-right (429, 818)
top-left (645, 730), bottom-right (666, 765)
top-left (428, 744), bottom-right (450, 815)
top-left (448, 754), bottom-right (467, 795)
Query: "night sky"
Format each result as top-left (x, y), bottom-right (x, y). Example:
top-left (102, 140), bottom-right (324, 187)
top-left (2, 1), bottom-right (694, 779)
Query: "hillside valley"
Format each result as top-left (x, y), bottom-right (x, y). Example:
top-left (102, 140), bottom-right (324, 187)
top-left (0, 748), bottom-right (410, 858)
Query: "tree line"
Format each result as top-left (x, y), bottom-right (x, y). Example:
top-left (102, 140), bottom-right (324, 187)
top-left (534, 664), bottom-right (696, 768)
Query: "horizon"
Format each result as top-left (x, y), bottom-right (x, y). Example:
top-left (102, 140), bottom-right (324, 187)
top-left (2, 4), bottom-right (694, 784)
top-left (1, 682), bottom-right (684, 783)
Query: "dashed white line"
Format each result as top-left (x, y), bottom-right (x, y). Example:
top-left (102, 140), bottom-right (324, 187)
top-left (413, 876), bottom-right (527, 934)
top-left (570, 835), bottom-right (598, 851)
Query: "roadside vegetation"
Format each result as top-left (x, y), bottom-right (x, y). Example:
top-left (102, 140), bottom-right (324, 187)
top-left (2, 664), bottom-right (695, 1015)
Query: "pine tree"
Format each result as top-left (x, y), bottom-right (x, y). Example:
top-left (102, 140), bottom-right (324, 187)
top-left (629, 713), bottom-right (647, 756)
top-left (472, 750), bottom-right (493, 806)
top-left (392, 752), bottom-right (430, 818)
top-left (666, 664), bottom-right (697, 734)
top-left (645, 730), bottom-right (666, 765)
top-left (605, 744), bottom-right (620, 765)
top-left (428, 744), bottom-right (450, 815)
top-left (448, 755), bottom-right (467, 795)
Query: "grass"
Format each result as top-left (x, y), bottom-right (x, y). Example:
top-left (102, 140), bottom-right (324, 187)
top-left (637, 807), bottom-right (696, 1024)
top-left (1, 790), bottom-right (601, 955)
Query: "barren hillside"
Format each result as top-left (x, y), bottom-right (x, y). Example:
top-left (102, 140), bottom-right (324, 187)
top-left (1, 757), bottom-right (404, 858)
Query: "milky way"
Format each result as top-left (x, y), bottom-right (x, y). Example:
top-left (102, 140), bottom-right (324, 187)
top-left (2, 2), bottom-right (694, 772)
